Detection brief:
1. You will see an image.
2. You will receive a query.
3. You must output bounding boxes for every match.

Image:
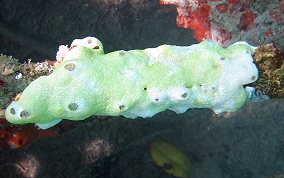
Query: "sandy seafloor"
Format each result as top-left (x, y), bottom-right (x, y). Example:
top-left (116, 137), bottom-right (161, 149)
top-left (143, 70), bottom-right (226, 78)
top-left (0, 0), bottom-right (284, 178)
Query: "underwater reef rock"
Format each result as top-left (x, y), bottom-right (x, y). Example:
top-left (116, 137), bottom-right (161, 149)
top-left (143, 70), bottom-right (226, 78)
top-left (249, 42), bottom-right (284, 98)
top-left (161, 0), bottom-right (284, 49)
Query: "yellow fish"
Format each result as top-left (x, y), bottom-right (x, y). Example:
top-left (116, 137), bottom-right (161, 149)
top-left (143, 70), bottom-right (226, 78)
top-left (150, 140), bottom-right (192, 178)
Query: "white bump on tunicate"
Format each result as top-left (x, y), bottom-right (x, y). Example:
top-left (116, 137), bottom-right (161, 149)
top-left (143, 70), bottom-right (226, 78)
top-left (64, 47), bottom-right (82, 60)
top-left (63, 61), bottom-right (79, 74)
top-left (20, 111), bottom-right (29, 118)
top-left (119, 105), bottom-right (126, 111)
top-left (64, 63), bottom-right (76, 71)
top-left (63, 98), bottom-right (87, 116)
top-left (9, 103), bottom-right (21, 115)
top-left (119, 50), bottom-right (126, 56)
top-left (5, 101), bottom-right (30, 122)
top-left (220, 56), bottom-right (226, 60)
top-left (232, 41), bottom-right (257, 50)
top-left (70, 37), bottom-right (103, 50)
top-left (10, 108), bottom-right (15, 115)
top-left (237, 55), bottom-right (258, 84)
top-left (68, 103), bottom-right (78, 111)
top-left (84, 79), bottom-right (99, 92)
top-left (121, 68), bottom-right (137, 80)
top-left (202, 84), bottom-right (218, 95)
top-left (122, 103), bottom-right (161, 119)
top-left (147, 88), bottom-right (168, 104)
top-left (145, 46), bottom-right (163, 58)
top-left (145, 46), bottom-right (166, 66)
top-left (167, 87), bottom-right (190, 101)
top-left (168, 87), bottom-right (194, 114)
top-left (167, 71), bottom-right (174, 76)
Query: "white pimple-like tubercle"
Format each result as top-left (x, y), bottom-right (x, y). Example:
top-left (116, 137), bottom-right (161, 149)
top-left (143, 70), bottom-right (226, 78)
top-left (70, 36), bottom-right (103, 49)
top-left (147, 88), bottom-right (169, 104)
top-left (121, 68), bottom-right (138, 80)
top-left (231, 41), bottom-right (257, 51)
top-left (167, 87), bottom-right (190, 101)
top-left (64, 47), bottom-right (82, 60)
top-left (5, 101), bottom-right (30, 124)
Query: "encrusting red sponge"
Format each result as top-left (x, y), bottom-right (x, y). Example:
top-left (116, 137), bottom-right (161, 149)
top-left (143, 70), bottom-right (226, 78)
top-left (198, 4), bottom-right (211, 17)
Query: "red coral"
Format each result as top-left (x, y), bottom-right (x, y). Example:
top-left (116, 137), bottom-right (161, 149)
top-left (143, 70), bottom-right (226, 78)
top-left (263, 29), bottom-right (274, 37)
top-left (211, 29), bottom-right (232, 45)
top-left (160, 0), bottom-right (260, 45)
top-left (279, 0), bottom-right (284, 11)
top-left (198, 4), bottom-right (211, 17)
top-left (269, 10), bottom-right (283, 22)
top-left (237, 10), bottom-right (257, 32)
top-left (226, 0), bottom-right (237, 5)
top-left (177, 8), bottom-right (212, 41)
top-left (216, 4), bottom-right (229, 13)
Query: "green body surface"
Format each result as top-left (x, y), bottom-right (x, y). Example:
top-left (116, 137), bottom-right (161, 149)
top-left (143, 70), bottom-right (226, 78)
top-left (5, 37), bottom-right (258, 129)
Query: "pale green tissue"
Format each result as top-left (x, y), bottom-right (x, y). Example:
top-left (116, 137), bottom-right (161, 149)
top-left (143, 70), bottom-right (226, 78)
top-left (5, 37), bottom-right (258, 129)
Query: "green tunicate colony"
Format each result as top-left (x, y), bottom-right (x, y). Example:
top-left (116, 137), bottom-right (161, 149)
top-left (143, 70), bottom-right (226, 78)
top-left (5, 37), bottom-right (258, 129)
